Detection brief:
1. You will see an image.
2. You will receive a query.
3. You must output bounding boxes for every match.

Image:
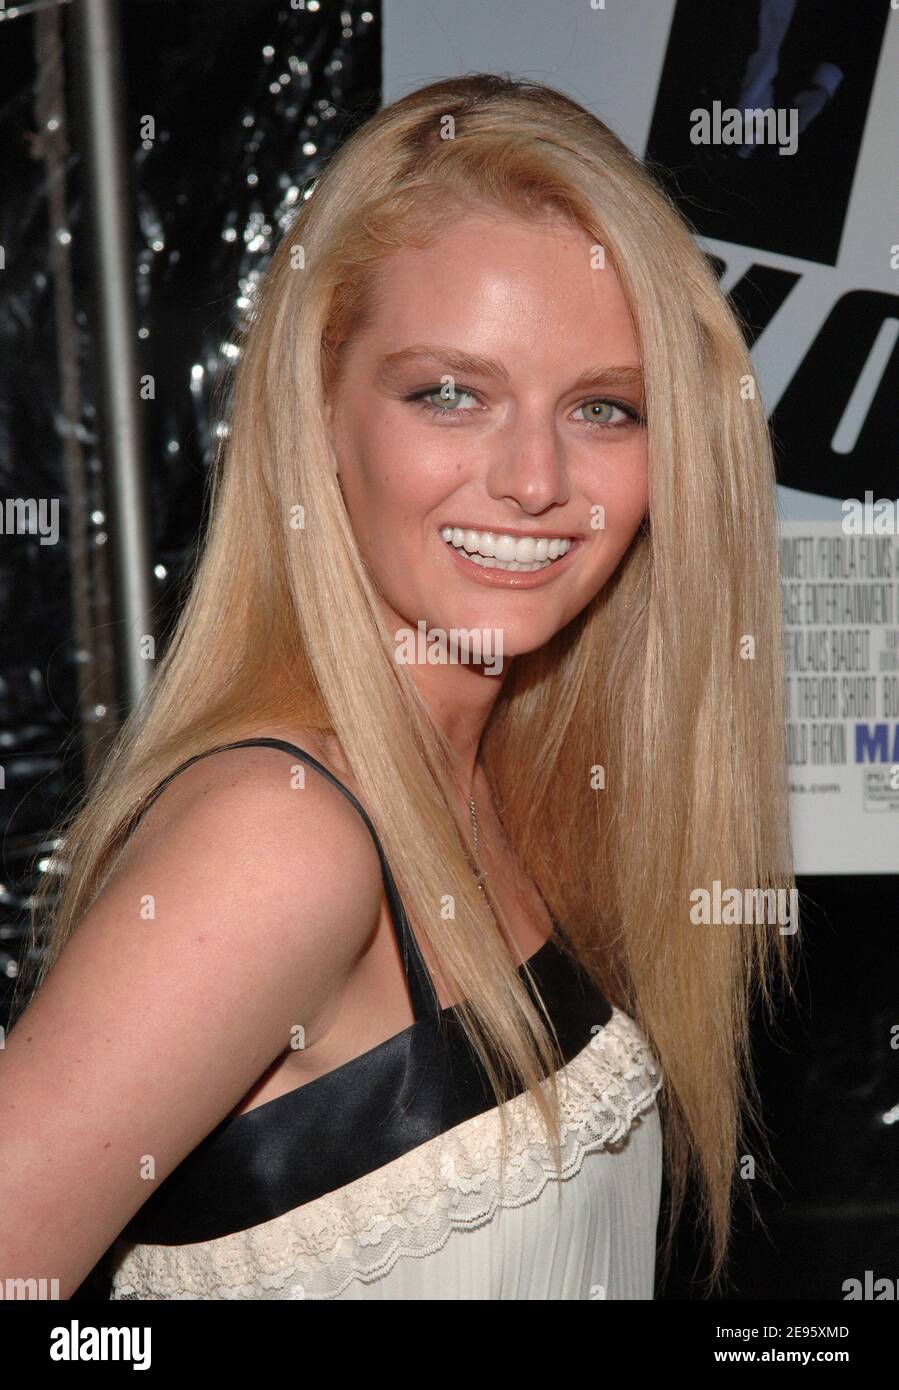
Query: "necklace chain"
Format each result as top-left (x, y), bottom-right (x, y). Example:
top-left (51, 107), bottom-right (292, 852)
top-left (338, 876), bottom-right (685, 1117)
top-left (468, 793), bottom-right (487, 893)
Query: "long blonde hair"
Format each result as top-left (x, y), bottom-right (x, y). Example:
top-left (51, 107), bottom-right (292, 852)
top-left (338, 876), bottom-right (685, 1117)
top-left (14, 74), bottom-right (796, 1292)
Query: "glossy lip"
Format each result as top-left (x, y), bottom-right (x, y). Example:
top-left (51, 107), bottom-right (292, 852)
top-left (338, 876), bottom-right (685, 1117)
top-left (440, 533), bottom-right (584, 588)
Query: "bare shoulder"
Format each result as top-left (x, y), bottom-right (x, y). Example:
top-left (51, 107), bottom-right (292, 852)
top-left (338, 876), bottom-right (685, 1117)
top-left (118, 728), bottom-right (387, 996)
top-left (126, 725), bottom-right (374, 882)
top-left (0, 726), bottom-right (382, 1295)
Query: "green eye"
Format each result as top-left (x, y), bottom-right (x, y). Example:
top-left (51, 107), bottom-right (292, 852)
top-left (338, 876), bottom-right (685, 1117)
top-left (422, 387), bottom-right (476, 411)
top-left (581, 401), bottom-right (616, 424)
top-left (403, 385), bottom-right (643, 430)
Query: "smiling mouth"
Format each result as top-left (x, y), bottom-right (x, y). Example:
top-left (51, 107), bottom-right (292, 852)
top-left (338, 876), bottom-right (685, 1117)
top-left (439, 526), bottom-right (573, 573)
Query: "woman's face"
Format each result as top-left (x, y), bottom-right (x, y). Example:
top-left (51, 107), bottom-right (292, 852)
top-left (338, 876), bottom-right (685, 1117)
top-left (326, 209), bottom-right (648, 661)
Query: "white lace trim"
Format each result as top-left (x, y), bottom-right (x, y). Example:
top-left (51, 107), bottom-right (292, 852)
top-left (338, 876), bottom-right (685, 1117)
top-left (110, 1007), bottom-right (662, 1300)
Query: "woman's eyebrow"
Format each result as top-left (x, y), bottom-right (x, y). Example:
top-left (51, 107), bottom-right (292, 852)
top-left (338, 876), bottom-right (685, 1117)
top-left (376, 346), bottom-right (643, 397)
top-left (568, 364), bottom-right (643, 400)
top-left (377, 346), bottom-right (510, 383)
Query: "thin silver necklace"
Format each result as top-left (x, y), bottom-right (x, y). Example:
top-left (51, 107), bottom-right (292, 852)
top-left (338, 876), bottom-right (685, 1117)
top-left (468, 794), bottom-right (488, 893)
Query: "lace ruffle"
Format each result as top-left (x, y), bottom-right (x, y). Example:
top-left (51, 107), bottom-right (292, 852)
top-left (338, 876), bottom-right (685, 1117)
top-left (110, 1007), bottom-right (662, 1300)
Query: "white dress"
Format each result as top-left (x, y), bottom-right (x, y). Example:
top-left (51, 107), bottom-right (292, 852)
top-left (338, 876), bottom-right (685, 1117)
top-left (106, 739), bottom-right (664, 1301)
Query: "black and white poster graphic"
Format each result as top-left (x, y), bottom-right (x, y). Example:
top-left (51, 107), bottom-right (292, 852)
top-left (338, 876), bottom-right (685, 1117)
top-left (388, 0), bottom-right (899, 870)
top-left (645, 0), bottom-right (898, 871)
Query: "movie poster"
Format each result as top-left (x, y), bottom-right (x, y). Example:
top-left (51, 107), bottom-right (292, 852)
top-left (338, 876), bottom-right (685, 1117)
top-left (387, 0), bottom-right (898, 870)
top-left (646, 0), bottom-right (897, 871)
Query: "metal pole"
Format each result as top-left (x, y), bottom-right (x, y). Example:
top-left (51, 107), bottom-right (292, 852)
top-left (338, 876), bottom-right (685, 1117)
top-left (70, 0), bottom-right (155, 715)
top-left (34, 1), bottom-right (120, 783)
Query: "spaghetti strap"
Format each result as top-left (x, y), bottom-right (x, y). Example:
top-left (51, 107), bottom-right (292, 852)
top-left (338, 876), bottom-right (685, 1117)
top-left (126, 736), bottom-right (440, 1025)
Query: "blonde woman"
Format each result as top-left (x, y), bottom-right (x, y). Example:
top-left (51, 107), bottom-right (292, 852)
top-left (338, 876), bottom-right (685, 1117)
top-left (1, 74), bottom-right (795, 1301)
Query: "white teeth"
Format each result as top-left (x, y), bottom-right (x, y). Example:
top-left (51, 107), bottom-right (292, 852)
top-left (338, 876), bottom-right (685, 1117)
top-left (440, 526), bottom-right (572, 571)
